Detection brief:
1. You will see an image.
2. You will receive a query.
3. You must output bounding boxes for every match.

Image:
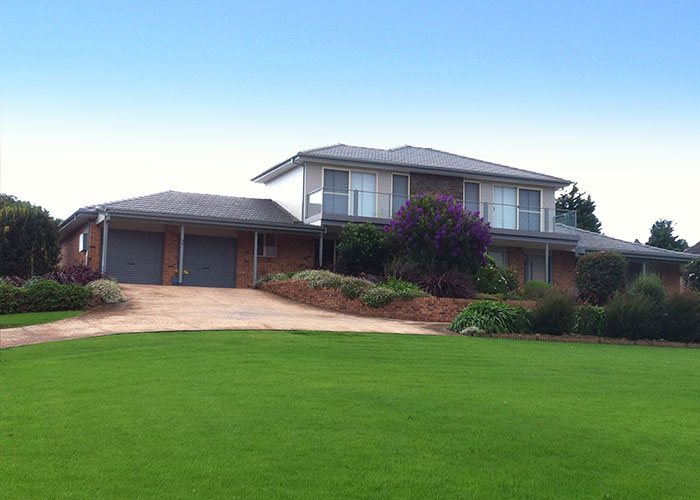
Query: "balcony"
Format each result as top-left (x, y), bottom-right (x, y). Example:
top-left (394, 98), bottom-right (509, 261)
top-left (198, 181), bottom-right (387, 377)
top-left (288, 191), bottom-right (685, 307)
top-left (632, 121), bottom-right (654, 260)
top-left (306, 188), bottom-right (577, 234)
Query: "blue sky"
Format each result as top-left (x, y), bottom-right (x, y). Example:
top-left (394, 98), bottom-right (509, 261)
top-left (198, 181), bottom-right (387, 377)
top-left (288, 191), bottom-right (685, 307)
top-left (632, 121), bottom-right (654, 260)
top-left (1, 0), bottom-right (699, 243)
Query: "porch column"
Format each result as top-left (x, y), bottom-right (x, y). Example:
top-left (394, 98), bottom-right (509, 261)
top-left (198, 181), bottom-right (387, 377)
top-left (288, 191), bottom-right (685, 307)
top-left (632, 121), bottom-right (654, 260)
top-left (545, 243), bottom-right (550, 283)
top-left (100, 219), bottom-right (109, 275)
top-left (178, 226), bottom-right (185, 284)
top-left (253, 231), bottom-right (259, 285)
top-left (318, 235), bottom-right (324, 268)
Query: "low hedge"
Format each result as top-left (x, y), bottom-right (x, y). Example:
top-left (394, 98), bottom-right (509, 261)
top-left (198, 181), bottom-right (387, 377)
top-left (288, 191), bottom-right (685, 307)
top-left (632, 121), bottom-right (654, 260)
top-left (0, 280), bottom-right (92, 314)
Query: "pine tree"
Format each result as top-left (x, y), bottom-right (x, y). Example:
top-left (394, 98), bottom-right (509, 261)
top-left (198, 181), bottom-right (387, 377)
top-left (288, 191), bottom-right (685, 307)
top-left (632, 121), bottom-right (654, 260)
top-left (555, 184), bottom-right (602, 233)
top-left (647, 219), bottom-right (688, 252)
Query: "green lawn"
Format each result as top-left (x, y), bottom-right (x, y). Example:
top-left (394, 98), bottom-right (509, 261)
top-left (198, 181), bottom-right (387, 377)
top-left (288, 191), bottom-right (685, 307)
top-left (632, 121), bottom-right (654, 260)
top-left (1, 331), bottom-right (699, 499)
top-left (0, 310), bottom-right (83, 328)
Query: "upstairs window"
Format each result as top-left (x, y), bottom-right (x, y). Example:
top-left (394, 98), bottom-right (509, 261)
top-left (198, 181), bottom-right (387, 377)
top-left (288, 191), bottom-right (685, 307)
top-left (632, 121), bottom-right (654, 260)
top-left (392, 174), bottom-right (409, 213)
top-left (256, 233), bottom-right (277, 258)
top-left (464, 182), bottom-right (480, 214)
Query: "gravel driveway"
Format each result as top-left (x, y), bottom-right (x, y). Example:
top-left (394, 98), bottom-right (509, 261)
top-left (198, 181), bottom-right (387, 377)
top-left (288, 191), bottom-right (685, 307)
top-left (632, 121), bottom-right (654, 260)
top-left (0, 284), bottom-right (448, 348)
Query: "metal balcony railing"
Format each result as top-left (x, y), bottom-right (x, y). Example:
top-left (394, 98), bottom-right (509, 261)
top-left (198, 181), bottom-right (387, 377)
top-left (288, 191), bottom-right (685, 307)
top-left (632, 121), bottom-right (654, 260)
top-left (305, 188), bottom-right (577, 233)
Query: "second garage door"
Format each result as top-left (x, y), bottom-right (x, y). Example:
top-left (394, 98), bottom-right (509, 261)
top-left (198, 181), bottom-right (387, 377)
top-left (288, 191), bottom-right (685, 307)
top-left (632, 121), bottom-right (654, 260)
top-left (182, 234), bottom-right (237, 288)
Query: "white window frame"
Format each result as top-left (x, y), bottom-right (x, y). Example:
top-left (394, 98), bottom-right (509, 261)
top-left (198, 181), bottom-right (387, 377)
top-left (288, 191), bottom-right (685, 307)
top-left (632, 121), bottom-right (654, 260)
top-left (256, 233), bottom-right (277, 258)
top-left (517, 187), bottom-right (543, 232)
top-left (492, 184), bottom-right (543, 231)
top-left (78, 230), bottom-right (89, 253)
top-left (321, 166), bottom-right (379, 217)
top-left (391, 173), bottom-right (410, 214)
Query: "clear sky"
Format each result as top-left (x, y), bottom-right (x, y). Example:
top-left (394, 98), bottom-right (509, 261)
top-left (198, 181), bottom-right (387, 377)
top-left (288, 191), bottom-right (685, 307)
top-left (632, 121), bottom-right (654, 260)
top-left (1, 0), bottom-right (698, 244)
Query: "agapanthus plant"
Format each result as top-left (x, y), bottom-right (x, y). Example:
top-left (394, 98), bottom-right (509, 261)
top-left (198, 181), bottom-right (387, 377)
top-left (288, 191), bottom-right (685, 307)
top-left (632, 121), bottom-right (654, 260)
top-left (385, 193), bottom-right (492, 274)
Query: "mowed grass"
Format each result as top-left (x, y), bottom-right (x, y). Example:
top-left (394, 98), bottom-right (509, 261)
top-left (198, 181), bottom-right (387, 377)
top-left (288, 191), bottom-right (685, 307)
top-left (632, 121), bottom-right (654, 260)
top-left (0, 310), bottom-right (83, 328)
top-left (1, 331), bottom-right (699, 499)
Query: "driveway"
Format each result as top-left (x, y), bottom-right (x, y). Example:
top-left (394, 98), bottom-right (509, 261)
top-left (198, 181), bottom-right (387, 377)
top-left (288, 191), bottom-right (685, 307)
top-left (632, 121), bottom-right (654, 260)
top-left (0, 284), bottom-right (449, 348)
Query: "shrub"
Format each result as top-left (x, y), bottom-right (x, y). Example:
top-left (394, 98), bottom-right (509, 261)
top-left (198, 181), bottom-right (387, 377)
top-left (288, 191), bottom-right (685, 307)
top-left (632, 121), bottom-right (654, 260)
top-left (682, 258), bottom-right (700, 292)
top-left (629, 273), bottom-right (666, 332)
top-left (378, 277), bottom-right (428, 299)
top-left (474, 256), bottom-right (519, 294)
top-left (574, 305), bottom-right (606, 336)
top-left (384, 256), bottom-right (420, 283)
top-left (662, 293), bottom-right (700, 342)
top-left (0, 276), bottom-right (23, 287)
top-left (22, 280), bottom-right (92, 312)
top-left (336, 223), bottom-right (389, 275)
top-left (416, 271), bottom-right (476, 298)
top-left (0, 283), bottom-right (24, 314)
top-left (576, 251), bottom-right (628, 305)
top-left (253, 272), bottom-right (294, 288)
top-left (533, 290), bottom-right (575, 335)
top-left (385, 193), bottom-right (492, 274)
top-left (629, 274), bottom-right (665, 304)
top-left (605, 292), bottom-right (657, 339)
top-left (513, 307), bottom-right (535, 334)
top-left (340, 277), bottom-right (373, 299)
top-left (522, 281), bottom-right (555, 301)
top-left (449, 301), bottom-right (530, 334)
top-left (473, 293), bottom-right (501, 301)
top-left (44, 265), bottom-right (103, 285)
top-left (20, 276), bottom-right (50, 288)
top-left (87, 279), bottom-right (127, 304)
top-left (292, 270), bottom-right (344, 289)
top-left (362, 287), bottom-right (397, 308)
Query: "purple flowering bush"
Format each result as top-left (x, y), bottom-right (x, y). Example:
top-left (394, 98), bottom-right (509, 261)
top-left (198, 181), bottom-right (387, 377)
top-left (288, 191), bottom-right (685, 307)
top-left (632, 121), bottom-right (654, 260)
top-left (385, 193), bottom-right (492, 274)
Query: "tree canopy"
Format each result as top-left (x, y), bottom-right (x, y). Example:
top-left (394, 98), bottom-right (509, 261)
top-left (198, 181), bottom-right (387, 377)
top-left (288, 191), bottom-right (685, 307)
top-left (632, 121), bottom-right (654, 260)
top-left (555, 184), bottom-right (602, 233)
top-left (646, 219), bottom-right (688, 252)
top-left (0, 194), bottom-right (61, 277)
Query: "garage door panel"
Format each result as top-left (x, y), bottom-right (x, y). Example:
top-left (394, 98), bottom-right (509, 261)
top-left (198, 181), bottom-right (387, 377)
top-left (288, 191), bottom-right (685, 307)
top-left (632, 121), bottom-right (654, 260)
top-left (183, 235), bottom-right (236, 288)
top-left (106, 229), bottom-right (164, 285)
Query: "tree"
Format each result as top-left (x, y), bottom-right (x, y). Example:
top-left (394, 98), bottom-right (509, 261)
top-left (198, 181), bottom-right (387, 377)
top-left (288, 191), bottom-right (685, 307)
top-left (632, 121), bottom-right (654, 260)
top-left (0, 194), bottom-right (61, 277)
top-left (555, 184), bottom-right (602, 233)
top-left (647, 219), bottom-right (688, 252)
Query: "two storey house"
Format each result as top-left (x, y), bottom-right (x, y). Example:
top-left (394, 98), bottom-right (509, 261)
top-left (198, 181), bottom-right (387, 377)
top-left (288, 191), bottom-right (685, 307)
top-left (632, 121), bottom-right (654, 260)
top-left (59, 144), bottom-right (697, 291)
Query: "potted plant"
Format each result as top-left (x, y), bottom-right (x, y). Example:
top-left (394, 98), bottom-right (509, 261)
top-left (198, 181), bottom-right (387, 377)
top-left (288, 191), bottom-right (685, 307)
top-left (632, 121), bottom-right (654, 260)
top-left (171, 269), bottom-right (189, 285)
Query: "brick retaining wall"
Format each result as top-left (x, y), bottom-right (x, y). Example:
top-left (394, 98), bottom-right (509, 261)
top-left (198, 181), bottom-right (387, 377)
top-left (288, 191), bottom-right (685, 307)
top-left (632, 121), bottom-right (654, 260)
top-left (260, 279), bottom-right (536, 323)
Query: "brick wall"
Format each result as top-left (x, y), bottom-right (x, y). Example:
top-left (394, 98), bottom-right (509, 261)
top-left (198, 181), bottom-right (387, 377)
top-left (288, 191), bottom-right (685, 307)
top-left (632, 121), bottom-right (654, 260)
top-left (162, 225), bottom-right (181, 285)
top-left (552, 250), bottom-right (576, 289)
top-left (507, 247), bottom-right (525, 286)
top-left (410, 173), bottom-right (463, 200)
top-left (261, 279), bottom-right (536, 322)
top-left (60, 221), bottom-right (102, 271)
top-left (236, 232), bottom-right (317, 288)
top-left (60, 223), bottom-right (88, 267)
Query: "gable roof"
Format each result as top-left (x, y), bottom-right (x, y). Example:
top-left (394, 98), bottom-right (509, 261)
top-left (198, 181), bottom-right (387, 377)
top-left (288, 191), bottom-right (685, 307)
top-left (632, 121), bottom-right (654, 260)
top-left (576, 228), bottom-right (699, 263)
top-left (60, 191), bottom-right (323, 234)
top-left (686, 241), bottom-right (700, 255)
top-left (254, 144), bottom-right (572, 186)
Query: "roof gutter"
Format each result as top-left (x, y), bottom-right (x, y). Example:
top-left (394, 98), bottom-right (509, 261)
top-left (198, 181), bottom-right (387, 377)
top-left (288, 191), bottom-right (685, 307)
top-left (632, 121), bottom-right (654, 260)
top-left (106, 210), bottom-right (326, 235)
top-left (579, 248), bottom-right (697, 264)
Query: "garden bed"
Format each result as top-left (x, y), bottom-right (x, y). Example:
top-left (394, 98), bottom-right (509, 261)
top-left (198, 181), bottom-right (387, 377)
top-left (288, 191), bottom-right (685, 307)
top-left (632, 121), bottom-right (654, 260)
top-left (260, 279), bottom-right (535, 323)
top-left (460, 330), bottom-right (700, 348)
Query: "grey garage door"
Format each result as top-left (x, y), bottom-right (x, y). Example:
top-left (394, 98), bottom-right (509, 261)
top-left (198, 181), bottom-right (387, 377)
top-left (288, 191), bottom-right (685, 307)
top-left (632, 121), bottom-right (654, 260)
top-left (182, 234), bottom-right (237, 288)
top-left (106, 229), bottom-right (164, 285)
